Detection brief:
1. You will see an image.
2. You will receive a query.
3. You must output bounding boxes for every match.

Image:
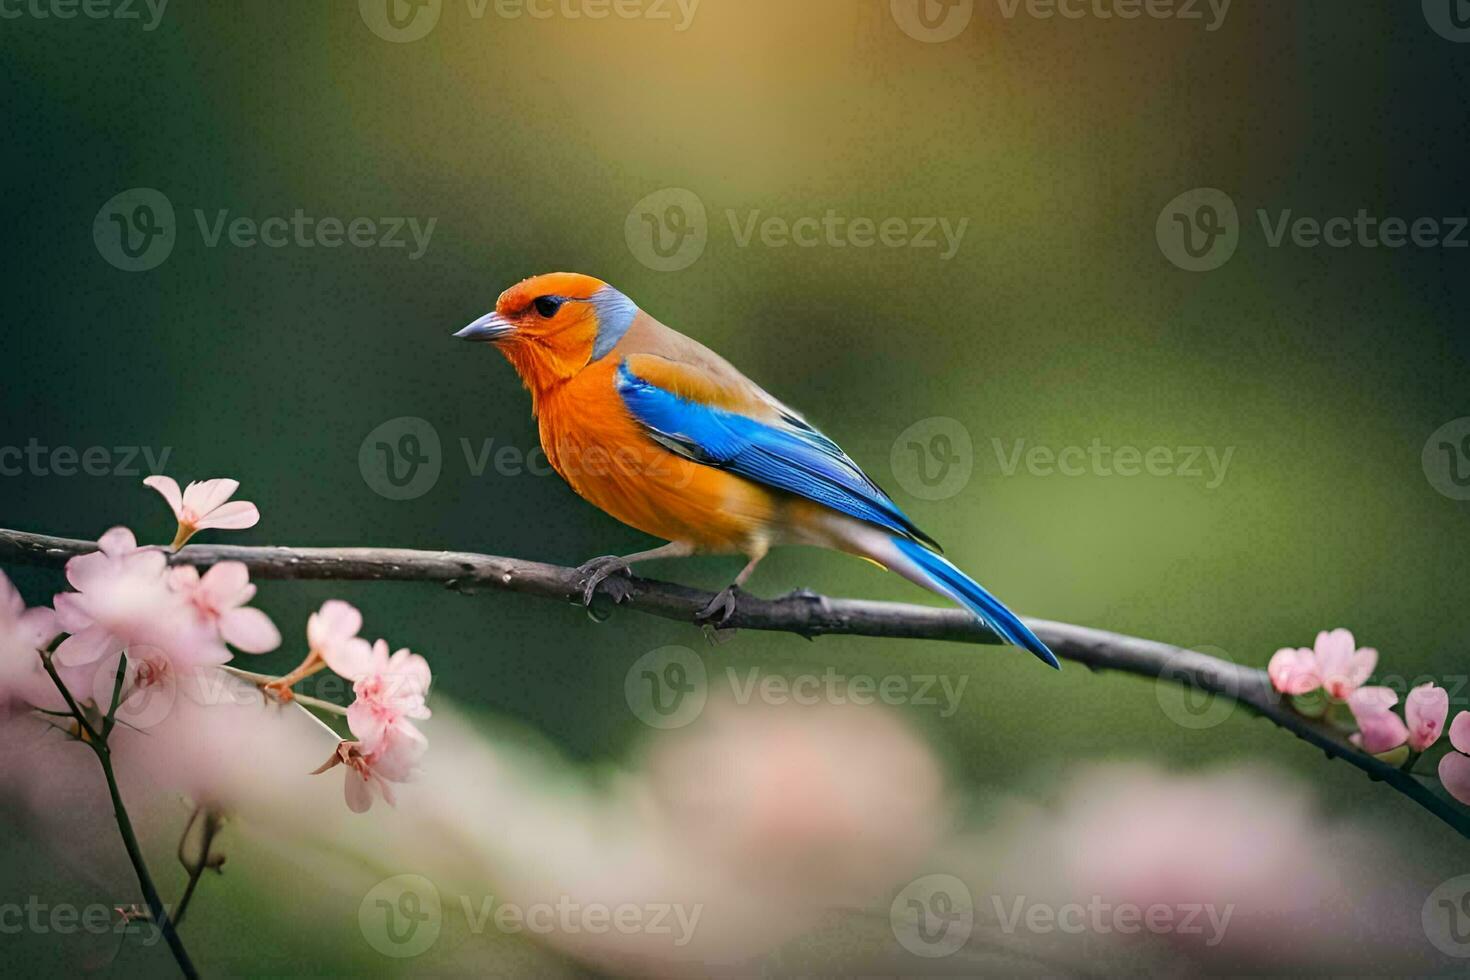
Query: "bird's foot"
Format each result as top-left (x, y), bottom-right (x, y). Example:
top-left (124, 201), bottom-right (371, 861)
top-left (575, 555), bottom-right (634, 607)
top-left (695, 585), bottom-right (742, 629)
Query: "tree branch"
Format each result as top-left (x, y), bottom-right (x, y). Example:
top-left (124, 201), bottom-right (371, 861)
top-left (3, 526), bottom-right (1466, 841)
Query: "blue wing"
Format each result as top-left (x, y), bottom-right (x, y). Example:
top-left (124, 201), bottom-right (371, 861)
top-left (615, 359), bottom-right (939, 548)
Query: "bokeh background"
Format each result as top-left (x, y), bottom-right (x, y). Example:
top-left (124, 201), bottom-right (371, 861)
top-left (3, 0), bottom-right (1469, 975)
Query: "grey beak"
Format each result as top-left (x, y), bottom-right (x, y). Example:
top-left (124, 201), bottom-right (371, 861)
top-left (454, 311), bottom-right (514, 342)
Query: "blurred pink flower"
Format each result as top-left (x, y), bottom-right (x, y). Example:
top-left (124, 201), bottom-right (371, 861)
top-left (1268, 646), bottom-right (1318, 695)
top-left (1438, 712), bottom-right (1470, 805)
top-left (1404, 682), bottom-right (1448, 752)
top-left (647, 698), bottom-right (944, 906)
top-left (1313, 628), bottom-right (1376, 700)
top-left (52, 528), bottom-right (187, 671)
top-left (0, 569), bottom-right (62, 712)
top-left (169, 562), bottom-right (280, 654)
top-left (143, 476), bottom-right (259, 549)
top-left (307, 600), bottom-right (370, 673)
top-left (1347, 686), bottom-right (1409, 754)
top-left (313, 720), bottom-right (427, 813)
top-left (338, 639), bottom-right (432, 745)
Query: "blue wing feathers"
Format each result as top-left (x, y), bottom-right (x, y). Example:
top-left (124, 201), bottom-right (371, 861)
top-left (616, 361), bottom-right (937, 546)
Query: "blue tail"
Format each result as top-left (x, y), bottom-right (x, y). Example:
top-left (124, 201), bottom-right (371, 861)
top-left (891, 537), bottom-right (1059, 669)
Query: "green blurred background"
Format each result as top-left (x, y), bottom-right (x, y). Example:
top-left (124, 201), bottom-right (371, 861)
top-left (3, 0), bottom-right (1469, 972)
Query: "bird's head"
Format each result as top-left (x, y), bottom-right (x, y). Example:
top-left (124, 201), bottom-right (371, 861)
top-left (454, 272), bottom-right (638, 391)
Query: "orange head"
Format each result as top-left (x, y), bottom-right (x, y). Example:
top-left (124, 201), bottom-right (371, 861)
top-left (454, 272), bottom-right (638, 394)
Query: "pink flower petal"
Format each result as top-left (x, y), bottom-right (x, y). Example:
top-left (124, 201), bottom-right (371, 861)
top-left (1347, 685), bottom-right (1398, 721)
top-left (199, 562), bottom-right (253, 608)
top-left (1351, 709), bottom-right (1408, 754)
top-left (0, 569), bottom-right (24, 621)
top-left (1450, 711), bottom-right (1470, 755)
top-left (192, 501), bottom-right (259, 532)
top-left (1406, 683), bottom-right (1449, 752)
top-left (64, 552), bottom-right (109, 593)
top-left (322, 636), bottom-right (374, 681)
top-left (1440, 752), bottom-right (1470, 806)
top-left (142, 475), bottom-right (183, 519)
top-left (168, 565), bottom-right (202, 592)
top-left (1268, 647), bottom-right (1319, 695)
top-left (54, 625), bottom-right (125, 667)
top-left (218, 607), bottom-right (281, 654)
top-left (344, 770), bottom-right (374, 813)
top-left (1345, 647), bottom-right (1378, 688)
top-left (52, 592), bottom-right (92, 633)
top-left (97, 527), bottom-right (138, 557)
top-left (18, 606), bottom-right (60, 650)
top-left (182, 479), bottom-right (240, 518)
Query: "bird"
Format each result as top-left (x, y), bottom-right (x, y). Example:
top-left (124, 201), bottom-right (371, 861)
top-left (454, 272), bottom-right (1057, 668)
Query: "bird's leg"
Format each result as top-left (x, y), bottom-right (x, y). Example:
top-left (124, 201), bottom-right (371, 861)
top-left (696, 550), bottom-right (766, 627)
top-left (576, 541), bottom-right (693, 606)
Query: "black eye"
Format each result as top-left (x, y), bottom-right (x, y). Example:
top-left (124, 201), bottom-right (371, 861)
top-left (532, 295), bottom-right (564, 318)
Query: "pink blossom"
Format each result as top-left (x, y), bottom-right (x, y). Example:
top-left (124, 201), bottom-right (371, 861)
top-left (168, 562), bottom-right (280, 654)
top-left (312, 720), bottom-right (427, 813)
top-left (0, 569), bottom-right (62, 711)
top-left (1313, 628), bottom-right (1376, 700)
top-left (143, 476), bottom-right (259, 549)
top-left (1404, 682), bottom-right (1448, 752)
top-left (1346, 686), bottom-right (1408, 754)
top-left (53, 528), bottom-right (184, 669)
top-left (307, 600), bottom-right (370, 673)
top-left (1268, 647), bottom-right (1319, 695)
top-left (1438, 712), bottom-right (1470, 805)
top-left (340, 639), bottom-right (432, 745)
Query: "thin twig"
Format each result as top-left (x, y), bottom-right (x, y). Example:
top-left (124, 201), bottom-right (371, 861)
top-left (4, 526), bottom-right (1468, 842)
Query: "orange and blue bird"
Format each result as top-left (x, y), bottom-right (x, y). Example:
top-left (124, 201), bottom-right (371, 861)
top-left (455, 272), bottom-right (1058, 668)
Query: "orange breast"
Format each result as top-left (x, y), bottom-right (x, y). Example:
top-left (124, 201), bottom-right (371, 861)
top-left (535, 359), bottom-right (777, 554)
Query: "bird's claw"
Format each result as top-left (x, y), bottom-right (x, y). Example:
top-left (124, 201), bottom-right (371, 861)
top-left (576, 555), bottom-right (633, 607)
top-left (695, 585), bottom-right (741, 628)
